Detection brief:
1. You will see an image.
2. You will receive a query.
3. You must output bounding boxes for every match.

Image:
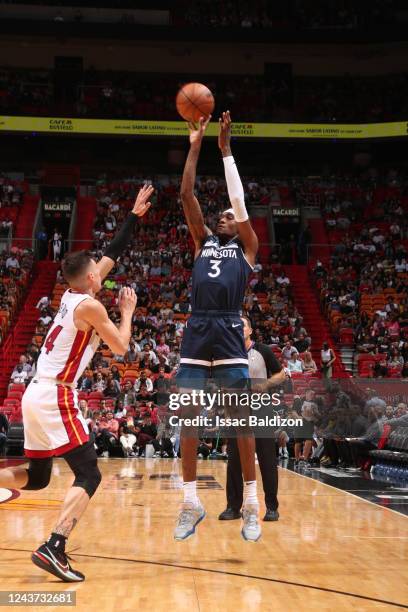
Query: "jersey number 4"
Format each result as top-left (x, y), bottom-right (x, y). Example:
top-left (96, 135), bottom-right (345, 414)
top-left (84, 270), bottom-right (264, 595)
top-left (44, 325), bottom-right (63, 354)
top-left (208, 259), bottom-right (221, 278)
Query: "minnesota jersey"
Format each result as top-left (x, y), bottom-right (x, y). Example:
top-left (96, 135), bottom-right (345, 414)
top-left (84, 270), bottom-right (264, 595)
top-left (37, 289), bottom-right (100, 384)
top-left (191, 235), bottom-right (253, 312)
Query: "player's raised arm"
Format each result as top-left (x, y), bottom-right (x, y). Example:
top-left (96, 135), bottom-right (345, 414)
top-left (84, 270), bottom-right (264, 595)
top-left (218, 111), bottom-right (258, 267)
top-left (96, 184), bottom-right (154, 280)
top-left (76, 287), bottom-right (136, 355)
top-left (180, 116), bottom-right (212, 256)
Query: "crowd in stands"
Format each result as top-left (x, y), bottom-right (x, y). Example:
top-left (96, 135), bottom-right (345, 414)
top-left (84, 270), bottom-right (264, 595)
top-left (0, 169), bottom-right (406, 473)
top-left (305, 171), bottom-right (408, 378)
top-left (4, 173), bottom-right (340, 459)
top-left (181, 0), bottom-right (397, 29)
top-left (2, 66), bottom-right (408, 122)
top-left (2, 0), bottom-right (398, 29)
top-left (0, 247), bottom-right (34, 347)
top-left (0, 176), bottom-right (25, 240)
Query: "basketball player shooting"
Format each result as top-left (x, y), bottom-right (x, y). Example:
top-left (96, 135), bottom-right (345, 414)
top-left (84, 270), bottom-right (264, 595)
top-left (175, 111), bottom-right (261, 542)
top-left (0, 184), bottom-right (153, 582)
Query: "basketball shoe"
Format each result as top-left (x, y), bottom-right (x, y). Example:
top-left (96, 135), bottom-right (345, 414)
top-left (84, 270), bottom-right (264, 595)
top-left (31, 543), bottom-right (85, 582)
top-left (174, 502), bottom-right (206, 540)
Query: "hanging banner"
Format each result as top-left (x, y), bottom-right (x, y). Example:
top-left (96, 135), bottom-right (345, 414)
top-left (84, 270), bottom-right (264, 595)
top-left (0, 115), bottom-right (407, 139)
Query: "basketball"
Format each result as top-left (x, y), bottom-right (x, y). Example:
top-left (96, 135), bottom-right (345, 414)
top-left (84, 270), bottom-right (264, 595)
top-left (176, 82), bottom-right (215, 122)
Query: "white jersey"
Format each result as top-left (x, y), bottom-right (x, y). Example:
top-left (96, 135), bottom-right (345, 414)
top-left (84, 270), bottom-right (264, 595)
top-left (37, 289), bottom-right (100, 384)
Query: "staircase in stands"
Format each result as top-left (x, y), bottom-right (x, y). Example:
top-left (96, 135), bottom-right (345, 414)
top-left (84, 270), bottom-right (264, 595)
top-left (286, 264), bottom-right (347, 376)
top-left (0, 261), bottom-right (58, 401)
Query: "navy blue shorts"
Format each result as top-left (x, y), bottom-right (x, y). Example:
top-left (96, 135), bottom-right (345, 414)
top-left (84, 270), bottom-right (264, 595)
top-left (177, 310), bottom-right (249, 388)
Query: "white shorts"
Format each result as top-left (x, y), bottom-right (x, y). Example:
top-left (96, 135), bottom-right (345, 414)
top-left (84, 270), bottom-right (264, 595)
top-left (22, 379), bottom-right (89, 458)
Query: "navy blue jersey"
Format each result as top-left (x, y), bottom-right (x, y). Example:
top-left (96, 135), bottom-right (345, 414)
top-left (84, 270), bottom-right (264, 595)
top-left (191, 235), bottom-right (252, 312)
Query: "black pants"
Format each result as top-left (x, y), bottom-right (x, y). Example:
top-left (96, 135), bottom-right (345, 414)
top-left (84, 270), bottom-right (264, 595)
top-left (95, 430), bottom-right (117, 454)
top-left (198, 443), bottom-right (211, 458)
top-left (151, 437), bottom-right (174, 456)
top-left (0, 432), bottom-right (6, 456)
top-left (226, 437), bottom-right (278, 511)
top-left (349, 439), bottom-right (376, 466)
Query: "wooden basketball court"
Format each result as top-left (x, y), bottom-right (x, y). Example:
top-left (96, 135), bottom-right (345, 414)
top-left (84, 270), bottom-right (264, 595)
top-left (1, 458), bottom-right (407, 611)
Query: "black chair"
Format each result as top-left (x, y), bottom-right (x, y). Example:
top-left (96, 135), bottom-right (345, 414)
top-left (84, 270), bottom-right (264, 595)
top-left (6, 423), bottom-right (25, 457)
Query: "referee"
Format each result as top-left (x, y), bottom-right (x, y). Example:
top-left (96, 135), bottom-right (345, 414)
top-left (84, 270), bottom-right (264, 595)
top-left (219, 315), bottom-right (285, 522)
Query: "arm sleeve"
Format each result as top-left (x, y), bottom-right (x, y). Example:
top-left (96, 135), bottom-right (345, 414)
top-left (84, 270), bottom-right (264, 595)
top-left (222, 156), bottom-right (248, 222)
top-left (104, 212), bottom-right (138, 261)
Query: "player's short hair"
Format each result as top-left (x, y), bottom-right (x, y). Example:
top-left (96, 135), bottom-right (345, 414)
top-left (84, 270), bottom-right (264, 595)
top-left (61, 250), bottom-right (94, 282)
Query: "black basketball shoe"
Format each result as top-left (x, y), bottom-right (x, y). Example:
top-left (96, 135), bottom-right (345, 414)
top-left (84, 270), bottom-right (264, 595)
top-left (31, 543), bottom-right (85, 582)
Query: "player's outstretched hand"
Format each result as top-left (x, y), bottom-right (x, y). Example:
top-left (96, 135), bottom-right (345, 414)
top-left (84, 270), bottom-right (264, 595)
top-left (218, 110), bottom-right (232, 155)
top-left (133, 184), bottom-right (154, 217)
top-left (118, 287), bottom-right (137, 315)
top-left (187, 115), bottom-right (211, 147)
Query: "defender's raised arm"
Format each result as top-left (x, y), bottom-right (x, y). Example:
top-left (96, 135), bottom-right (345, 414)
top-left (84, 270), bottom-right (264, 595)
top-left (96, 183), bottom-right (154, 280)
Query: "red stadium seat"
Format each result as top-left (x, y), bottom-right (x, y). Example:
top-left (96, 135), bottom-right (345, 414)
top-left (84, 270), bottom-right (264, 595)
top-left (88, 391), bottom-right (104, 399)
top-left (7, 391), bottom-right (23, 401)
top-left (9, 383), bottom-right (26, 393)
top-left (4, 398), bottom-right (20, 407)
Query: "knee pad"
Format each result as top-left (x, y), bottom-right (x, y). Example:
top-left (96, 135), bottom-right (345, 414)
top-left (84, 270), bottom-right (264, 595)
top-left (63, 441), bottom-right (102, 498)
top-left (22, 458), bottom-right (53, 491)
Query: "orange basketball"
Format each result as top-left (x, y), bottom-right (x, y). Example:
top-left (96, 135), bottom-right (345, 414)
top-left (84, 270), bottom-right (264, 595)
top-left (176, 82), bottom-right (215, 122)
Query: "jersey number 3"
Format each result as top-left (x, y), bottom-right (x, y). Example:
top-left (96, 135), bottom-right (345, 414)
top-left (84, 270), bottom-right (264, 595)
top-left (44, 325), bottom-right (63, 354)
top-left (208, 259), bottom-right (221, 278)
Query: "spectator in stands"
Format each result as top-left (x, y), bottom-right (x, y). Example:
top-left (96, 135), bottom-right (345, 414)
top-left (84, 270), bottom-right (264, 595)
top-left (80, 370), bottom-right (94, 392)
top-left (93, 372), bottom-right (106, 392)
top-left (151, 416), bottom-right (175, 457)
top-left (5, 254), bottom-right (20, 272)
top-left (38, 309), bottom-right (53, 327)
top-left (117, 380), bottom-right (137, 408)
top-left (302, 351), bottom-right (318, 374)
top-left (294, 333), bottom-right (310, 353)
top-left (10, 364), bottom-right (28, 384)
top-left (110, 364), bottom-right (122, 382)
top-left (119, 425), bottom-right (137, 457)
top-left (136, 413), bottom-right (157, 456)
top-left (125, 341), bottom-right (139, 364)
top-left (95, 410), bottom-right (119, 457)
top-left (138, 343), bottom-right (159, 369)
top-left (134, 370), bottom-right (153, 393)
top-left (320, 342), bottom-right (336, 378)
top-left (281, 341), bottom-right (299, 361)
top-left (276, 271), bottom-right (290, 286)
top-left (104, 379), bottom-right (120, 399)
top-left (287, 351), bottom-right (304, 373)
top-left (36, 296), bottom-right (50, 310)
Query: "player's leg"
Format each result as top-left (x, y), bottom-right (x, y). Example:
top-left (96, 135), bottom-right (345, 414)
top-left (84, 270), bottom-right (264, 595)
top-left (31, 440), bottom-right (101, 582)
top-left (174, 361), bottom-right (209, 540)
top-left (0, 464), bottom-right (29, 488)
top-left (214, 361), bottom-right (261, 542)
top-left (1, 381), bottom-right (53, 489)
top-left (0, 454), bottom-right (52, 491)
